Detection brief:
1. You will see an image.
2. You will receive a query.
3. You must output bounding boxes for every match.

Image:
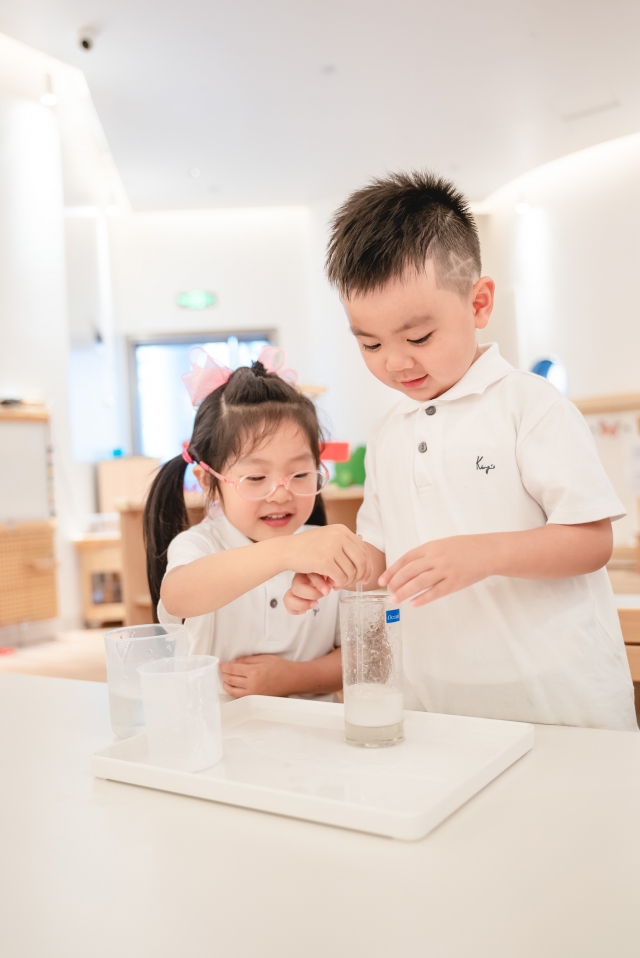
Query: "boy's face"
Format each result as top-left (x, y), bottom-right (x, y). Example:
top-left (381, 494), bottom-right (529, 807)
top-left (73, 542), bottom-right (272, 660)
top-left (343, 262), bottom-right (494, 402)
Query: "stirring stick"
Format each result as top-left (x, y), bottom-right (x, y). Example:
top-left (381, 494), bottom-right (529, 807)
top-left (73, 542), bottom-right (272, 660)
top-left (356, 580), bottom-right (363, 688)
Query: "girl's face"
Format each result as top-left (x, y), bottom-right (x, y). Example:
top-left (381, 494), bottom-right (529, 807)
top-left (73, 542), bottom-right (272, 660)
top-left (193, 421), bottom-right (319, 542)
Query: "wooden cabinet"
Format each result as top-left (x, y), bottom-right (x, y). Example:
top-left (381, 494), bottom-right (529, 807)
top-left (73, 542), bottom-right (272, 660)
top-left (0, 521), bottom-right (57, 626)
top-left (321, 485), bottom-right (364, 533)
top-left (73, 536), bottom-right (125, 628)
top-left (117, 495), bottom-right (206, 625)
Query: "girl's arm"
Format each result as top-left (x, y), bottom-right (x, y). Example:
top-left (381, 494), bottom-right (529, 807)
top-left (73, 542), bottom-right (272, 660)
top-left (219, 647), bottom-right (343, 698)
top-left (161, 525), bottom-right (372, 617)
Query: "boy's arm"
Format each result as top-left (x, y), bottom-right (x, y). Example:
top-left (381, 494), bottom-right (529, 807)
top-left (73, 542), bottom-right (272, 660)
top-left (219, 647), bottom-right (343, 697)
top-left (380, 519), bottom-right (613, 607)
top-left (283, 542), bottom-right (386, 615)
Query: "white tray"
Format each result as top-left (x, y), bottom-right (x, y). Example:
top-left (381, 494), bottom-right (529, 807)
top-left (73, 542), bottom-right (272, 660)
top-left (92, 696), bottom-right (534, 841)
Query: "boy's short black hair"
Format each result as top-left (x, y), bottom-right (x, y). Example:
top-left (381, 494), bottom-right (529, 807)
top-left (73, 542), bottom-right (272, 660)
top-left (326, 170), bottom-right (481, 298)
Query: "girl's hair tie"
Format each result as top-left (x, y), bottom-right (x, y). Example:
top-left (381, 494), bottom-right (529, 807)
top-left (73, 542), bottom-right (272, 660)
top-left (181, 444), bottom-right (195, 465)
top-left (181, 345), bottom-right (298, 407)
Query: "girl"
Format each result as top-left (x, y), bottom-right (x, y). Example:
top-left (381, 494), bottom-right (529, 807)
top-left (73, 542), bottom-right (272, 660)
top-left (143, 347), bottom-right (370, 699)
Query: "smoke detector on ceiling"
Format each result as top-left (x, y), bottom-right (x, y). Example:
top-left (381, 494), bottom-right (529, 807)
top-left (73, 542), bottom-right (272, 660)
top-left (78, 26), bottom-right (97, 51)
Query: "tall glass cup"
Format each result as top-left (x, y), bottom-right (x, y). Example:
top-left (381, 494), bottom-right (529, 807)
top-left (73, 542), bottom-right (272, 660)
top-left (104, 624), bottom-right (188, 739)
top-left (340, 594), bottom-right (404, 747)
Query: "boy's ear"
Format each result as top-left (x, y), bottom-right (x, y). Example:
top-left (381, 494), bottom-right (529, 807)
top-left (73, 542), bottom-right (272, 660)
top-left (472, 276), bottom-right (495, 330)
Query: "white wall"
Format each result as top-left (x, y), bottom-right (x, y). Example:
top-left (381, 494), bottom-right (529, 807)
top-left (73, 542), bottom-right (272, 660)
top-left (0, 97), bottom-right (93, 635)
top-left (107, 204), bottom-right (398, 449)
top-left (480, 132), bottom-right (640, 398)
top-left (306, 200), bottom-right (399, 446)
top-left (479, 132), bottom-right (640, 546)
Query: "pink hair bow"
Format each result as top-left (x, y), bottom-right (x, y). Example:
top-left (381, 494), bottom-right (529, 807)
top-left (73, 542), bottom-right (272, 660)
top-left (257, 346), bottom-right (298, 385)
top-left (181, 347), bottom-right (232, 407)
top-left (181, 344), bottom-right (299, 408)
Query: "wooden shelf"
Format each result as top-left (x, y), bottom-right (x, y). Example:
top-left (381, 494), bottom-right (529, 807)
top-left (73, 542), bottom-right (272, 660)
top-left (0, 403), bottom-right (49, 423)
top-left (572, 393), bottom-right (640, 415)
top-left (321, 485), bottom-right (364, 501)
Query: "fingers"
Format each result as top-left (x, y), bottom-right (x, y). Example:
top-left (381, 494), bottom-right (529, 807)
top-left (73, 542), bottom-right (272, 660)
top-left (385, 557), bottom-right (436, 598)
top-left (283, 588), bottom-right (318, 615)
top-left (223, 681), bottom-right (250, 698)
top-left (293, 577), bottom-right (327, 601)
top-left (307, 573), bottom-right (331, 596)
top-left (378, 548), bottom-right (421, 587)
top-left (219, 661), bottom-right (251, 679)
top-left (388, 568), bottom-right (443, 604)
top-left (341, 538), bottom-right (373, 586)
top-left (409, 579), bottom-right (451, 607)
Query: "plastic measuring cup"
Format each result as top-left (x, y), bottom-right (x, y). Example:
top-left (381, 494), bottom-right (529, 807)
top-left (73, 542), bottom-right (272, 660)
top-left (340, 592), bottom-right (404, 747)
top-left (104, 624), bottom-right (188, 739)
top-left (138, 655), bottom-right (223, 772)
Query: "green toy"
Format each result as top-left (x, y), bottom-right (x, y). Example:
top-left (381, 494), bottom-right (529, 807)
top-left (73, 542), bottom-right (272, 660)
top-left (333, 446), bottom-right (366, 488)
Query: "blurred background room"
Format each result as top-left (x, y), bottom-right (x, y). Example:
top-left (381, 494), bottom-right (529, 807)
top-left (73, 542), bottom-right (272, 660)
top-left (1, 0), bottom-right (640, 704)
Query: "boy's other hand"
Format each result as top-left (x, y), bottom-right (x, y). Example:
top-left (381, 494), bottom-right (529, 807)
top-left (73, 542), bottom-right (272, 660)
top-left (283, 572), bottom-right (329, 615)
top-left (379, 535), bottom-right (487, 607)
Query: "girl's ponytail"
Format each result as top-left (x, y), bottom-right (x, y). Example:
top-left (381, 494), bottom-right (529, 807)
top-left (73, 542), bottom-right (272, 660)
top-left (143, 455), bottom-right (189, 619)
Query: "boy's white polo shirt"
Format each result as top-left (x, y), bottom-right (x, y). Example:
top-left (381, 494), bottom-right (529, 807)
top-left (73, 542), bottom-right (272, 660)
top-left (157, 514), bottom-right (340, 664)
top-left (357, 343), bottom-right (637, 731)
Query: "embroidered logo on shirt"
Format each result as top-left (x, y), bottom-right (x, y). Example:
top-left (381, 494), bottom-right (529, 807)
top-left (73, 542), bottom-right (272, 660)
top-left (476, 456), bottom-right (495, 475)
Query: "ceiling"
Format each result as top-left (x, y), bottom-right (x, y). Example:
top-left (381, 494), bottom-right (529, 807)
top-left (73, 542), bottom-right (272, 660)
top-left (0, 0), bottom-right (639, 210)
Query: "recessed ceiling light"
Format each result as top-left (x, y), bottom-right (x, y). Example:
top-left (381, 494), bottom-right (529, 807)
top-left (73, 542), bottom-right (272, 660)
top-left (190, 168), bottom-right (201, 178)
top-left (106, 205), bottom-right (121, 216)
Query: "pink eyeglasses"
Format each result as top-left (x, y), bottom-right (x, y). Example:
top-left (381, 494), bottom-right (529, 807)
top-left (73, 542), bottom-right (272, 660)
top-left (200, 462), bottom-right (330, 501)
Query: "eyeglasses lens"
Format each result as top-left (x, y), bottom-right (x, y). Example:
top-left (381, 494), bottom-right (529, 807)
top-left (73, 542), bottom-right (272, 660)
top-left (237, 471), bottom-right (325, 500)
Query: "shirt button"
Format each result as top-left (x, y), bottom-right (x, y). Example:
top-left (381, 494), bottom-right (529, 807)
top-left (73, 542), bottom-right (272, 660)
top-left (418, 441), bottom-right (427, 453)
top-left (270, 598), bottom-right (278, 608)
top-left (425, 405), bottom-right (436, 416)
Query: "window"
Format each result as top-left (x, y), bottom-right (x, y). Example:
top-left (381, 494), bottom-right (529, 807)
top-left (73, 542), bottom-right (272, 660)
top-left (130, 332), bottom-right (272, 463)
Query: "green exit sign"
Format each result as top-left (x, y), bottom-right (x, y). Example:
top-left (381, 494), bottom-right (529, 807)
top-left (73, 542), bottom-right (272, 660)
top-left (177, 290), bottom-right (217, 309)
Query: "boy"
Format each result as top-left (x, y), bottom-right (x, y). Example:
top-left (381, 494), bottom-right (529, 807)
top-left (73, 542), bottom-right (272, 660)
top-left (286, 171), bottom-right (636, 731)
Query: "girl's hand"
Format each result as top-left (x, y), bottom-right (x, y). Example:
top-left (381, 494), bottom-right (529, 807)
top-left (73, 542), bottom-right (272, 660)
top-left (283, 525), bottom-right (372, 588)
top-left (283, 572), bottom-right (330, 615)
top-left (220, 654), bottom-right (298, 697)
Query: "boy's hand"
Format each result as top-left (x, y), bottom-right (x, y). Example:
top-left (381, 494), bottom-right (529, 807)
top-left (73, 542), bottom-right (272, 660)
top-left (379, 535), bottom-right (490, 607)
top-left (283, 572), bottom-right (331, 615)
top-left (283, 525), bottom-right (372, 589)
top-left (220, 654), bottom-right (298, 697)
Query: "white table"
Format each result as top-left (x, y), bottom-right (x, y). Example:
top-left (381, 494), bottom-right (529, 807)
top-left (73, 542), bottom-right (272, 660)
top-left (1, 674), bottom-right (639, 958)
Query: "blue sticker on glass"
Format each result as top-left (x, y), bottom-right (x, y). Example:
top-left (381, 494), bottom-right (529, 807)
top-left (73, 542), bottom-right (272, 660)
top-left (386, 609), bottom-right (400, 623)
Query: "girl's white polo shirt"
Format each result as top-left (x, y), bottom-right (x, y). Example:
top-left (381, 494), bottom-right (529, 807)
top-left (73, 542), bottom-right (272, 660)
top-left (357, 343), bottom-right (637, 731)
top-left (157, 514), bottom-right (340, 664)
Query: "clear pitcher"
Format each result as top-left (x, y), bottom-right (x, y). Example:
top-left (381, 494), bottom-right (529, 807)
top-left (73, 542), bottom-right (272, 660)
top-left (339, 594), bottom-right (404, 747)
top-left (104, 624), bottom-right (189, 739)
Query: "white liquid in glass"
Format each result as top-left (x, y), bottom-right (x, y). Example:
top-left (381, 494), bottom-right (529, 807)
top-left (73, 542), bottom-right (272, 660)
top-left (344, 683), bottom-right (404, 728)
top-left (109, 685), bottom-right (144, 737)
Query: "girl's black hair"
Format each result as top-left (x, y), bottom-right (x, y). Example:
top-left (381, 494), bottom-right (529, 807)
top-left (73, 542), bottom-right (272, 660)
top-left (143, 360), bottom-right (325, 618)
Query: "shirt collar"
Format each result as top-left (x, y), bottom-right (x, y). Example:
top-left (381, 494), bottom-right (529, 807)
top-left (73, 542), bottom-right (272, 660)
top-left (211, 512), bottom-right (253, 548)
top-left (393, 342), bottom-right (513, 415)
